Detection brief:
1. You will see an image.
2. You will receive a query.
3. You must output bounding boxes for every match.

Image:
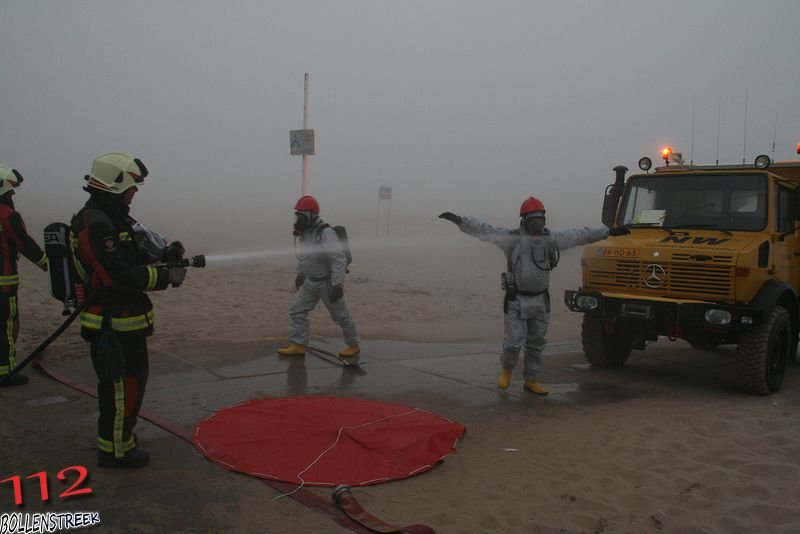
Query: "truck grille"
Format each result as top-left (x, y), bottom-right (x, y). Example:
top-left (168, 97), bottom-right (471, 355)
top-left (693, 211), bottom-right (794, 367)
top-left (586, 258), bottom-right (735, 299)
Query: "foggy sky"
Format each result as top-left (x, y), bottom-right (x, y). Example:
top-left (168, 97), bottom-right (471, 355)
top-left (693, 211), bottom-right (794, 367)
top-left (2, 0), bottom-right (799, 253)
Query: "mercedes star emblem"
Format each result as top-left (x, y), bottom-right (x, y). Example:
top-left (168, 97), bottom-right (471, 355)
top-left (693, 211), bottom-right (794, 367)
top-left (642, 263), bottom-right (666, 288)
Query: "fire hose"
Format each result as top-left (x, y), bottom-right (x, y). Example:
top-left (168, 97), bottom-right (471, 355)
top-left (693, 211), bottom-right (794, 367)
top-left (332, 485), bottom-right (436, 534)
top-left (0, 255), bottom-right (205, 386)
top-left (9, 247), bottom-right (438, 532)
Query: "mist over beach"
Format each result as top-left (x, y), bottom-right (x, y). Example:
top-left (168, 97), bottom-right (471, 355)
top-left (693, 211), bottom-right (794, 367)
top-left (2, 1), bottom-right (799, 257)
top-left (2, 2), bottom-right (800, 532)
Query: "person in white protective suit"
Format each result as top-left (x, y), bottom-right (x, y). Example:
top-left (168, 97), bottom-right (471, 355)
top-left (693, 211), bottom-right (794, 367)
top-left (439, 196), bottom-right (608, 395)
top-left (277, 195), bottom-right (360, 358)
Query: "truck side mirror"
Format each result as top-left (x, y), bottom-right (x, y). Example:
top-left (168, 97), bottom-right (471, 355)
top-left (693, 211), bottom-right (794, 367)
top-left (601, 184), bottom-right (617, 227)
top-left (793, 189), bottom-right (800, 220)
top-left (602, 166), bottom-right (628, 227)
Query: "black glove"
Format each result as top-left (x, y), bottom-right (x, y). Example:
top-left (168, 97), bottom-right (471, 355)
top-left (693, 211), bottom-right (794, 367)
top-left (438, 212), bottom-right (462, 225)
top-left (92, 330), bottom-right (126, 382)
top-left (330, 284), bottom-right (344, 303)
top-left (295, 273), bottom-right (307, 289)
top-left (164, 241), bottom-right (185, 263)
top-left (169, 267), bottom-right (187, 287)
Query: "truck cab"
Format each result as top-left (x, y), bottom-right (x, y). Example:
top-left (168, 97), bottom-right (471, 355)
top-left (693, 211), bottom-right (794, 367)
top-left (565, 152), bottom-right (800, 394)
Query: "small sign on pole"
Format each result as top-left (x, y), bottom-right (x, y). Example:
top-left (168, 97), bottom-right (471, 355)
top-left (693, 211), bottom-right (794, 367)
top-left (290, 129), bottom-right (315, 156)
top-left (376, 186), bottom-right (393, 239)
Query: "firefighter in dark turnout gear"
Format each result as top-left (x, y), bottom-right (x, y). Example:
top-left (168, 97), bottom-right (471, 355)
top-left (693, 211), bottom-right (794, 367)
top-left (71, 152), bottom-right (187, 468)
top-left (0, 165), bottom-right (47, 387)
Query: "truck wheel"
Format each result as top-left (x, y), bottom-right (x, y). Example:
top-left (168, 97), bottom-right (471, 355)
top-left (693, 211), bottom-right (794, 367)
top-left (582, 315), bottom-right (633, 368)
top-left (737, 305), bottom-right (791, 395)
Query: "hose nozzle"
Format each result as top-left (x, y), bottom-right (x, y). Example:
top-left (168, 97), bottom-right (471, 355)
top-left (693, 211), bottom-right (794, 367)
top-left (187, 254), bottom-right (206, 268)
top-left (167, 254), bottom-right (206, 269)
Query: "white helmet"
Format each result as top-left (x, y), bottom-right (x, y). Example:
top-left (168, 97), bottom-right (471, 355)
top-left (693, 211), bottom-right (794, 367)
top-left (0, 165), bottom-right (24, 196)
top-left (84, 152), bottom-right (148, 194)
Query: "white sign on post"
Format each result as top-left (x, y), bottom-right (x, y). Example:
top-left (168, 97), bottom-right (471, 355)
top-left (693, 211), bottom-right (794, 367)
top-left (378, 186), bottom-right (392, 200)
top-left (290, 129), bottom-right (315, 155)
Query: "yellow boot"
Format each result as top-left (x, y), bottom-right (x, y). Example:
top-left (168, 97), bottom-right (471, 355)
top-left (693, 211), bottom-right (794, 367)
top-left (277, 343), bottom-right (306, 356)
top-left (497, 368), bottom-right (512, 390)
top-left (338, 345), bottom-right (361, 357)
top-left (523, 380), bottom-right (549, 395)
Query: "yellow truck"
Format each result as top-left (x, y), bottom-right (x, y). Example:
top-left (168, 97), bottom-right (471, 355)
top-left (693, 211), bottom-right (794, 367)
top-left (565, 150), bottom-right (800, 395)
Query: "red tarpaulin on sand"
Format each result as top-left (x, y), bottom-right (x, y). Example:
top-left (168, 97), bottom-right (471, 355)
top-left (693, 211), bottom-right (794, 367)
top-left (193, 396), bottom-right (466, 486)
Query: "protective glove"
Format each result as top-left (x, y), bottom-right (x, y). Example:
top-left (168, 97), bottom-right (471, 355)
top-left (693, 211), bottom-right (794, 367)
top-left (93, 330), bottom-right (126, 382)
top-left (164, 241), bottom-right (186, 263)
top-left (169, 267), bottom-right (187, 287)
top-left (438, 212), bottom-right (462, 225)
top-left (330, 284), bottom-right (344, 303)
top-left (294, 273), bottom-right (307, 289)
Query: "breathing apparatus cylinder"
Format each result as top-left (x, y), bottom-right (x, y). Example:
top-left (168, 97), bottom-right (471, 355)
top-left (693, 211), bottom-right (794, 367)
top-left (43, 222), bottom-right (81, 315)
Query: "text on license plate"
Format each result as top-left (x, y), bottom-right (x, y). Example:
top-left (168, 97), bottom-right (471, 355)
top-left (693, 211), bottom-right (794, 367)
top-left (598, 248), bottom-right (639, 258)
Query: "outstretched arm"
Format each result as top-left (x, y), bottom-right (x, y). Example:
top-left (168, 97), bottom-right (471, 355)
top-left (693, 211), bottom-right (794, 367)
top-left (439, 212), bottom-right (516, 251)
top-left (551, 226), bottom-right (609, 251)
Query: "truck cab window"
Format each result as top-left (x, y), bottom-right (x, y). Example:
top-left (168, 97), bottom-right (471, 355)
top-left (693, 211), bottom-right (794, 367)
top-left (621, 174), bottom-right (766, 231)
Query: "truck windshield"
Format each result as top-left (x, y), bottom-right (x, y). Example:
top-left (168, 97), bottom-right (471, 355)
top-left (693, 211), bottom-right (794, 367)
top-left (620, 173), bottom-right (767, 231)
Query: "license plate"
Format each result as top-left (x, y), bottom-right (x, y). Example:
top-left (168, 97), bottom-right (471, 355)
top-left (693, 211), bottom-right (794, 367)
top-left (599, 247), bottom-right (639, 258)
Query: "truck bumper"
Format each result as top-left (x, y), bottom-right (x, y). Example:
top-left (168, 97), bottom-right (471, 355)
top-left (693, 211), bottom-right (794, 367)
top-left (564, 289), bottom-right (763, 332)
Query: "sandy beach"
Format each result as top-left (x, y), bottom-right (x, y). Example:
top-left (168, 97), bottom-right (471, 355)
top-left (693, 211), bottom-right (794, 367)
top-left (6, 229), bottom-right (800, 533)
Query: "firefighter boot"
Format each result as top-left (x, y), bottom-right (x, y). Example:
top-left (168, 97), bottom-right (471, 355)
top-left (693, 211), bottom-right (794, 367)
top-left (338, 345), bottom-right (361, 357)
top-left (98, 449), bottom-right (150, 469)
top-left (277, 343), bottom-right (306, 356)
top-left (523, 380), bottom-right (549, 395)
top-left (497, 368), bottom-right (512, 390)
top-left (0, 373), bottom-right (29, 387)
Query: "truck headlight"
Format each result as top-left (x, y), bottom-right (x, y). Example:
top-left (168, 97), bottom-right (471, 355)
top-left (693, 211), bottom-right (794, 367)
top-left (575, 295), bottom-right (599, 311)
top-left (704, 309), bottom-right (732, 325)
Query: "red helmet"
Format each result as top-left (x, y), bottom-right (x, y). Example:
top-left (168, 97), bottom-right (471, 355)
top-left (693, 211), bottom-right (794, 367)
top-left (519, 196), bottom-right (545, 217)
top-left (294, 195), bottom-right (320, 214)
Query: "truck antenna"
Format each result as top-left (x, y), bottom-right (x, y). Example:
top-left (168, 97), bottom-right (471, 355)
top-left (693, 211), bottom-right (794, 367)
top-left (690, 95), bottom-right (696, 166)
top-left (715, 91), bottom-right (721, 165)
top-left (771, 112), bottom-right (778, 160)
top-left (742, 88), bottom-right (748, 164)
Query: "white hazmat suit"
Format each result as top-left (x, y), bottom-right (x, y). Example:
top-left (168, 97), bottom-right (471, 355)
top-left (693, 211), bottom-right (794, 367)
top-left (457, 216), bottom-right (608, 386)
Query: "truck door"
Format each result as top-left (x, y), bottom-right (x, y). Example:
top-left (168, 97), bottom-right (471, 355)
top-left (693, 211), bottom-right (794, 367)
top-left (774, 184), bottom-right (799, 287)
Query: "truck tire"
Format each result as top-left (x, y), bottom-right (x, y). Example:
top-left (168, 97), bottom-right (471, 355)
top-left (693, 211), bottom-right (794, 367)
top-left (737, 305), bottom-right (791, 395)
top-left (582, 315), bottom-right (633, 368)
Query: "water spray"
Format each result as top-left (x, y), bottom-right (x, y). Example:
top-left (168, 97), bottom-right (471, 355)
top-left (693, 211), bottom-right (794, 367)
top-left (201, 234), bottom-right (460, 267)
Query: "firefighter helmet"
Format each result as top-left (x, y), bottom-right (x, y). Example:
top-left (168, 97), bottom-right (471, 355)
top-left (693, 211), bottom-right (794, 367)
top-left (294, 195), bottom-right (320, 214)
top-left (84, 152), bottom-right (148, 194)
top-left (520, 196), bottom-right (545, 217)
top-left (0, 165), bottom-right (24, 196)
